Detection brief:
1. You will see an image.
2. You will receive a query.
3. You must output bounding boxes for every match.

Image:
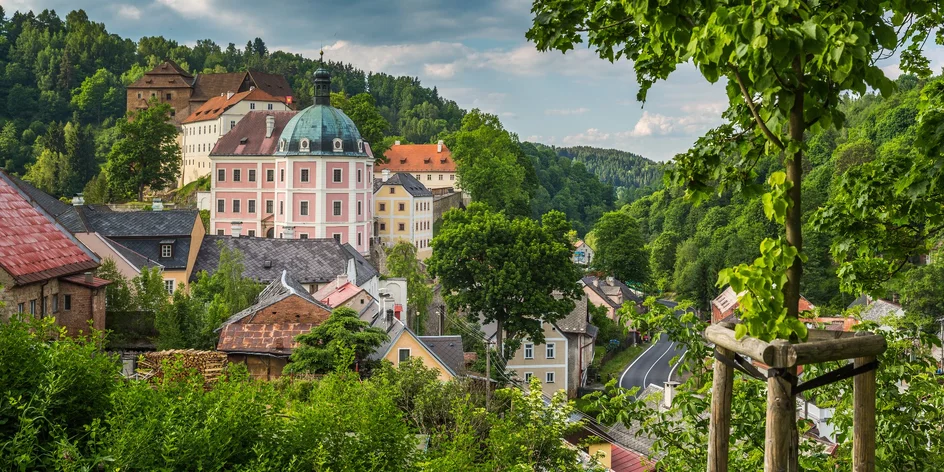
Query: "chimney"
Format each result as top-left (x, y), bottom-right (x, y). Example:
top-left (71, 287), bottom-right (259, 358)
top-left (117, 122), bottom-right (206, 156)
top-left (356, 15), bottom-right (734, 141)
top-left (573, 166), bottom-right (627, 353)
top-left (394, 140), bottom-right (400, 145)
top-left (265, 115), bottom-right (275, 138)
top-left (282, 226), bottom-right (294, 239)
top-left (663, 381), bottom-right (680, 409)
top-left (226, 91), bottom-right (234, 99)
top-left (84, 272), bottom-right (93, 284)
top-left (232, 222), bottom-right (243, 238)
top-left (249, 85), bottom-right (255, 91)
top-left (437, 140), bottom-right (444, 153)
top-left (152, 198), bottom-right (163, 211)
top-left (382, 169), bottom-right (390, 182)
top-left (606, 276), bottom-right (615, 286)
top-left (71, 194), bottom-right (85, 206)
top-left (386, 308), bottom-right (394, 327)
top-left (336, 274), bottom-right (346, 289)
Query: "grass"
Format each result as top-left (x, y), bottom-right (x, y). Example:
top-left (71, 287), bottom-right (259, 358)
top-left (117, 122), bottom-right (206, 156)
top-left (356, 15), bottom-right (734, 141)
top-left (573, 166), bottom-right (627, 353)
top-left (598, 342), bottom-right (650, 383)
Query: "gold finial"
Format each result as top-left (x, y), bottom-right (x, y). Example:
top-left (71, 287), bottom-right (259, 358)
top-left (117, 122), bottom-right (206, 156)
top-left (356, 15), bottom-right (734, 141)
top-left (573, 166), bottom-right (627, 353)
top-left (319, 49), bottom-right (324, 63)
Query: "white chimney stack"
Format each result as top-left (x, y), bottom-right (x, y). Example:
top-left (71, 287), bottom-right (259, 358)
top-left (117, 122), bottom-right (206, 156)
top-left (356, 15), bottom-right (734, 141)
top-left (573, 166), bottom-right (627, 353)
top-left (394, 140), bottom-right (400, 145)
top-left (382, 169), bottom-right (390, 182)
top-left (152, 198), bottom-right (163, 211)
top-left (84, 272), bottom-right (93, 284)
top-left (232, 222), bottom-right (242, 238)
top-left (265, 115), bottom-right (275, 138)
top-left (606, 276), bottom-right (615, 286)
top-left (663, 381), bottom-right (679, 409)
top-left (437, 140), bottom-right (443, 153)
top-left (336, 274), bottom-right (346, 289)
top-left (226, 91), bottom-right (234, 99)
top-left (72, 194), bottom-right (85, 206)
top-left (282, 226), bottom-right (294, 239)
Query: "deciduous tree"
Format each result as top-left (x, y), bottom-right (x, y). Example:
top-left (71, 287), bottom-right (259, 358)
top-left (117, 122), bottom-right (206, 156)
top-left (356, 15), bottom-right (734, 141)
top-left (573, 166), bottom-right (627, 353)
top-left (106, 101), bottom-right (180, 201)
top-left (384, 241), bottom-right (433, 334)
top-left (285, 307), bottom-right (389, 375)
top-left (591, 207), bottom-right (650, 288)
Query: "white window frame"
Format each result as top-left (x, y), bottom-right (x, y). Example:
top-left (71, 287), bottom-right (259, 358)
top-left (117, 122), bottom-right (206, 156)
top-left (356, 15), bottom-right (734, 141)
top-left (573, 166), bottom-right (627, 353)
top-left (546, 372), bottom-right (555, 383)
top-left (301, 168), bottom-right (310, 182)
top-left (333, 168), bottom-right (342, 182)
top-left (398, 348), bottom-right (411, 363)
top-left (524, 372), bottom-right (533, 382)
top-left (248, 200), bottom-right (256, 213)
top-left (300, 138), bottom-right (310, 151)
top-left (266, 200), bottom-right (273, 214)
top-left (333, 201), bottom-right (342, 216)
top-left (546, 343), bottom-right (556, 359)
top-left (217, 199), bottom-right (225, 213)
top-left (217, 169), bottom-right (225, 182)
top-left (233, 169), bottom-right (241, 182)
top-left (248, 169), bottom-right (256, 182)
top-left (266, 169), bottom-right (274, 182)
top-left (524, 343), bottom-right (534, 360)
top-left (232, 199), bottom-right (240, 213)
top-left (164, 279), bottom-right (175, 294)
top-left (161, 244), bottom-right (173, 258)
top-left (300, 201), bottom-right (309, 216)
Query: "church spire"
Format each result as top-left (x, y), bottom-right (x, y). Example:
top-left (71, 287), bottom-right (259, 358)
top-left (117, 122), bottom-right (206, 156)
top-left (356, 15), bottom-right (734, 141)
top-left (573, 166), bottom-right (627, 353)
top-left (314, 50), bottom-right (331, 106)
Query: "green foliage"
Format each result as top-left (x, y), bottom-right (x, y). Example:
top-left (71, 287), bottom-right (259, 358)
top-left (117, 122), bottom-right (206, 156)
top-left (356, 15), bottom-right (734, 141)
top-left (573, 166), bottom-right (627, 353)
top-left (428, 203), bottom-right (582, 349)
top-left (447, 110), bottom-right (535, 218)
top-left (0, 316), bottom-right (119, 469)
top-left (384, 241), bottom-right (433, 334)
top-left (285, 307), bottom-right (389, 375)
top-left (106, 101), bottom-right (180, 201)
top-left (332, 91), bottom-right (391, 161)
top-left (70, 68), bottom-right (124, 124)
top-left (95, 258), bottom-right (133, 312)
top-left (555, 145), bottom-right (664, 205)
top-left (591, 207), bottom-right (650, 287)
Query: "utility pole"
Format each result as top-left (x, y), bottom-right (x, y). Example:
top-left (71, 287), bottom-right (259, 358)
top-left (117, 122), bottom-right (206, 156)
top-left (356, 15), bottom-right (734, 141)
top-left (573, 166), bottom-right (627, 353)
top-left (485, 339), bottom-right (491, 411)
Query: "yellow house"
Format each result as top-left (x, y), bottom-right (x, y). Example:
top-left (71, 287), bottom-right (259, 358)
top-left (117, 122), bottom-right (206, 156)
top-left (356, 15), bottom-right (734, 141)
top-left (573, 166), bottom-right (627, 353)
top-left (369, 317), bottom-right (463, 381)
top-left (373, 171), bottom-right (434, 260)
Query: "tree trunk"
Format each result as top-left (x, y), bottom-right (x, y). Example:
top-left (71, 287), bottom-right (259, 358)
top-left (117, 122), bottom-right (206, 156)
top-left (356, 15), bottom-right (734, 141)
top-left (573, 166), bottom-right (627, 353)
top-left (496, 318), bottom-right (504, 359)
top-left (784, 69), bottom-right (804, 322)
top-left (138, 184), bottom-right (144, 203)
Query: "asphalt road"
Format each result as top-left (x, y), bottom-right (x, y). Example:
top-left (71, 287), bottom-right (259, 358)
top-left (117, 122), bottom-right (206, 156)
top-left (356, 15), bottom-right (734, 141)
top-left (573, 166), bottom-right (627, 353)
top-left (618, 299), bottom-right (688, 395)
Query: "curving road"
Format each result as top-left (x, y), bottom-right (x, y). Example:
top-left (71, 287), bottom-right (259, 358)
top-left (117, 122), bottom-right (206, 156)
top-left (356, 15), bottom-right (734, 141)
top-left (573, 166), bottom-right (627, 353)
top-left (618, 300), bottom-right (688, 395)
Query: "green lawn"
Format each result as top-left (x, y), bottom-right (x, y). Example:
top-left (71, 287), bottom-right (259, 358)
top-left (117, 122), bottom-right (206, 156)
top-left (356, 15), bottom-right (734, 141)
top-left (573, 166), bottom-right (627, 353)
top-left (598, 342), bottom-right (649, 383)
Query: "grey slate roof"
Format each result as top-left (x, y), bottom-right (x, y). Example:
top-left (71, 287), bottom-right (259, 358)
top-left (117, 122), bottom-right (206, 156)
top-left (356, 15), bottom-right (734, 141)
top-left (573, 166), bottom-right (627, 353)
top-left (219, 270), bottom-right (329, 328)
top-left (418, 335), bottom-right (465, 374)
top-left (373, 173), bottom-right (433, 197)
top-left (603, 384), bottom-right (664, 456)
top-left (555, 295), bottom-right (594, 334)
top-left (582, 275), bottom-right (643, 308)
top-left (113, 238), bottom-right (191, 270)
top-left (858, 299), bottom-right (905, 323)
top-left (105, 237), bottom-right (164, 270)
top-left (367, 317), bottom-right (459, 377)
top-left (192, 236), bottom-right (378, 286)
top-left (84, 210), bottom-right (199, 237)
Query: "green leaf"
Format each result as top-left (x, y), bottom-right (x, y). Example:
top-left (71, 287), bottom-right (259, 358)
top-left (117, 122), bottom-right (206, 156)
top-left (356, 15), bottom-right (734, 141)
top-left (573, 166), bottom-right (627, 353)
top-left (734, 324), bottom-right (748, 339)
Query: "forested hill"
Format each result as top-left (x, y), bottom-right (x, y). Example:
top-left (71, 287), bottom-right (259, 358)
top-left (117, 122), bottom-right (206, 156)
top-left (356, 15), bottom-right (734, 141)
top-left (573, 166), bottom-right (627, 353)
top-left (631, 74), bottom-right (929, 312)
top-left (555, 146), bottom-right (664, 203)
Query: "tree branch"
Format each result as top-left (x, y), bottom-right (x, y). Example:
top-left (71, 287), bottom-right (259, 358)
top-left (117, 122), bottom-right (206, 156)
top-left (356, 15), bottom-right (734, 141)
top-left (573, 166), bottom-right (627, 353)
top-left (730, 66), bottom-right (786, 150)
top-left (576, 17), bottom-right (633, 32)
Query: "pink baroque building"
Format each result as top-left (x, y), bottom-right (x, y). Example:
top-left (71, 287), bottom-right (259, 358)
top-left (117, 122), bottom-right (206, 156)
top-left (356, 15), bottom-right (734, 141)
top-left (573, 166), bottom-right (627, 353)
top-left (209, 68), bottom-right (374, 254)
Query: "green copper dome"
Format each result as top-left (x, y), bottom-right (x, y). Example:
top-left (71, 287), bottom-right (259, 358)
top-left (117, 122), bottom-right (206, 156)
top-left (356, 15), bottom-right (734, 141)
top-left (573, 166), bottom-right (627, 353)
top-left (275, 104), bottom-right (368, 156)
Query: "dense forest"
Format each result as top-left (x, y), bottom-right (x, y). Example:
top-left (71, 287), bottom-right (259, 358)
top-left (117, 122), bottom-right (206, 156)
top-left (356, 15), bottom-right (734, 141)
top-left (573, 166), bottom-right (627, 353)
top-left (0, 6), bottom-right (669, 235)
top-left (628, 74), bottom-right (930, 312)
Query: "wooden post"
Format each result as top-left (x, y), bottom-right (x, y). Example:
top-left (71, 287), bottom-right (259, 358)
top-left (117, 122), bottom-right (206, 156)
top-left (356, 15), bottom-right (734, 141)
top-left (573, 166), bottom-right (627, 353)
top-left (708, 345), bottom-right (734, 472)
top-left (765, 340), bottom-right (798, 472)
top-left (853, 335), bottom-right (877, 472)
top-left (486, 340), bottom-right (491, 411)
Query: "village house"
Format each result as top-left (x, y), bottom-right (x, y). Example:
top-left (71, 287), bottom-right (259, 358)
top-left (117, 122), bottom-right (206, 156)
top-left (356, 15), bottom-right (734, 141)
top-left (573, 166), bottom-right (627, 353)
top-left (582, 275), bottom-right (645, 320)
top-left (573, 239), bottom-right (594, 266)
top-left (126, 60), bottom-right (293, 127)
top-left (375, 141), bottom-right (458, 192)
top-left (367, 311), bottom-right (464, 382)
top-left (373, 171), bottom-right (434, 260)
top-left (180, 88), bottom-right (291, 186)
top-left (0, 171), bottom-right (110, 335)
top-left (216, 270), bottom-right (333, 380)
top-left (504, 295), bottom-right (598, 399)
top-left (208, 68), bottom-right (373, 254)
top-left (6, 176), bottom-right (166, 281)
top-left (191, 235), bottom-right (379, 298)
top-left (711, 285), bottom-right (815, 324)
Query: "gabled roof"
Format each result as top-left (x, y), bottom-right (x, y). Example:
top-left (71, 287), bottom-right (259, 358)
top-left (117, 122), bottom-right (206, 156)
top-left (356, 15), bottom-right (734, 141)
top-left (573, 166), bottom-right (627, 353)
top-left (582, 276), bottom-right (642, 308)
top-left (367, 317), bottom-right (458, 377)
top-left (192, 236), bottom-right (378, 286)
top-left (376, 143), bottom-right (456, 173)
top-left (84, 210), bottom-right (199, 237)
top-left (61, 274), bottom-right (111, 288)
top-left (373, 173), bottom-right (434, 197)
top-left (555, 296), bottom-right (594, 334)
top-left (417, 335), bottom-right (465, 374)
top-left (313, 281), bottom-right (364, 307)
top-left (220, 270), bottom-right (329, 327)
top-left (0, 171), bottom-right (99, 285)
top-left (858, 299), bottom-right (905, 323)
top-left (210, 111), bottom-right (297, 156)
top-left (183, 88), bottom-right (285, 124)
top-left (128, 60), bottom-right (194, 89)
top-left (103, 236), bottom-right (164, 271)
top-left (6, 175), bottom-right (96, 233)
top-left (190, 72), bottom-right (249, 101)
top-left (247, 70), bottom-right (294, 98)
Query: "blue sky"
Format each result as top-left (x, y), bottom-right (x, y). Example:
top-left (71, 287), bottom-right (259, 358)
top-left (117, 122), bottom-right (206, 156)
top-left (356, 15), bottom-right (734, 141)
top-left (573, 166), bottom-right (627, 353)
top-left (6, 0), bottom-right (941, 161)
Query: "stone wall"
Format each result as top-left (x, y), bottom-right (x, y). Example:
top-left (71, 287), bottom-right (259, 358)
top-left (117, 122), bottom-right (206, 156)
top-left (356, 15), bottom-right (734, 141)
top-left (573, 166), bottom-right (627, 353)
top-left (433, 192), bottom-right (463, 223)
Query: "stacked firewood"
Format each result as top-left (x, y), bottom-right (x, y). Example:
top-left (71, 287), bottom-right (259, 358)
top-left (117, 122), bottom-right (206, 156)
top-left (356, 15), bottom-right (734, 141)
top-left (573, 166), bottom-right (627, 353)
top-left (136, 349), bottom-right (228, 384)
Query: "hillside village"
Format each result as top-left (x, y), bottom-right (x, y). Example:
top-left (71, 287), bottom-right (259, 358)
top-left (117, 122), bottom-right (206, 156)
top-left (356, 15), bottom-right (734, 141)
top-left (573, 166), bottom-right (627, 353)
top-left (2, 4), bottom-right (944, 472)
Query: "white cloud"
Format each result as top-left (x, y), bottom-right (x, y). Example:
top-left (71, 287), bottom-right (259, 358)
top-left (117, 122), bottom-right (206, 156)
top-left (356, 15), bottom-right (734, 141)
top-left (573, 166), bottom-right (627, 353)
top-left (545, 107), bottom-right (590, 116)
top-left (618, 106), bottom-right (725, 138)
top-left (116, 5), bottom-right (142, 20)
top-left (156, 0), bottom-right (263, 35)
top-left (500, 112), bottom-right (517, 118)
top-left (423, 63), bottom-right (458, 79)
top-left (563, 128), bottom-right (610, 145)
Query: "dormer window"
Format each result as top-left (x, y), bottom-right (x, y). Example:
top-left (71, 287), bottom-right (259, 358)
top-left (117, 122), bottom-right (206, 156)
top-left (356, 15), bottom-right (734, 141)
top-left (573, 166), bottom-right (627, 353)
top-left (357, 140), bottom-right (364, 152)
top-left (279, 139), bottom-right (286, 152)
top-left (300, 138), bottom-right (310, 152)
top-left (333, 138), bottom-right (343, 152)
top-left (159, 240), bottom-right (176, 258)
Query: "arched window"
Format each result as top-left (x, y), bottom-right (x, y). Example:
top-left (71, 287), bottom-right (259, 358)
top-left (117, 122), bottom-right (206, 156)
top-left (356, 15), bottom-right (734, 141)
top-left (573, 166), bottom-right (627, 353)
top-left (333, 138), bottom-right (343, 152)
top-left (357, 139), bottom-right (364, 152)
top-left (279, 139), bottom-right (286, 152)
top-left (300, 138), bottom-right (310, 152)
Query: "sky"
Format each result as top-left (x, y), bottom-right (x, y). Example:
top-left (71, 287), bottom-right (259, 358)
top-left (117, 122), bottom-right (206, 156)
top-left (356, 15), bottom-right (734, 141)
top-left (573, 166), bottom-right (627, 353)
top-left (6, 0), bottom-right (941, 162)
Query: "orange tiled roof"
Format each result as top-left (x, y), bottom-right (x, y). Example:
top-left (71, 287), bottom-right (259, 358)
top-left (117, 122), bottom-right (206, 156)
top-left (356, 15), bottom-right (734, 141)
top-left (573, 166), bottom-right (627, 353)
top-left (182, 89), bottom-right (285, 124)
top-left (376, 144), bottom-right (456, 173)
top-left (217, 322), bottom-right (314, 356)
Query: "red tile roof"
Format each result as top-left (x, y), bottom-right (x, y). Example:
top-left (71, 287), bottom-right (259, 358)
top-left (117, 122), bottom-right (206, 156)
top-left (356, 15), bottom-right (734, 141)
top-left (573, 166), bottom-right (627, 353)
top-left (376, 143), bottom-right (456, 173)
top-left (0, 172), bottom-right (99, 285)
top-left (313, 281), bottom-right (362, 307)
top-left (61, 274), bottom-right (111, 288)
top-left (211, 111), bottom-right (297, 156)
top-left (217, 322), bottom-right (315, 356)
top-left (183, 88), bottom-right (285, 124)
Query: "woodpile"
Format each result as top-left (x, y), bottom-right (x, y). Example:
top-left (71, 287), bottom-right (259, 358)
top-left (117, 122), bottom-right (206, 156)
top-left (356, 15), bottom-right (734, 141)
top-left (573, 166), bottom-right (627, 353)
top-left (136, 349), bottom-right (228, 384)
